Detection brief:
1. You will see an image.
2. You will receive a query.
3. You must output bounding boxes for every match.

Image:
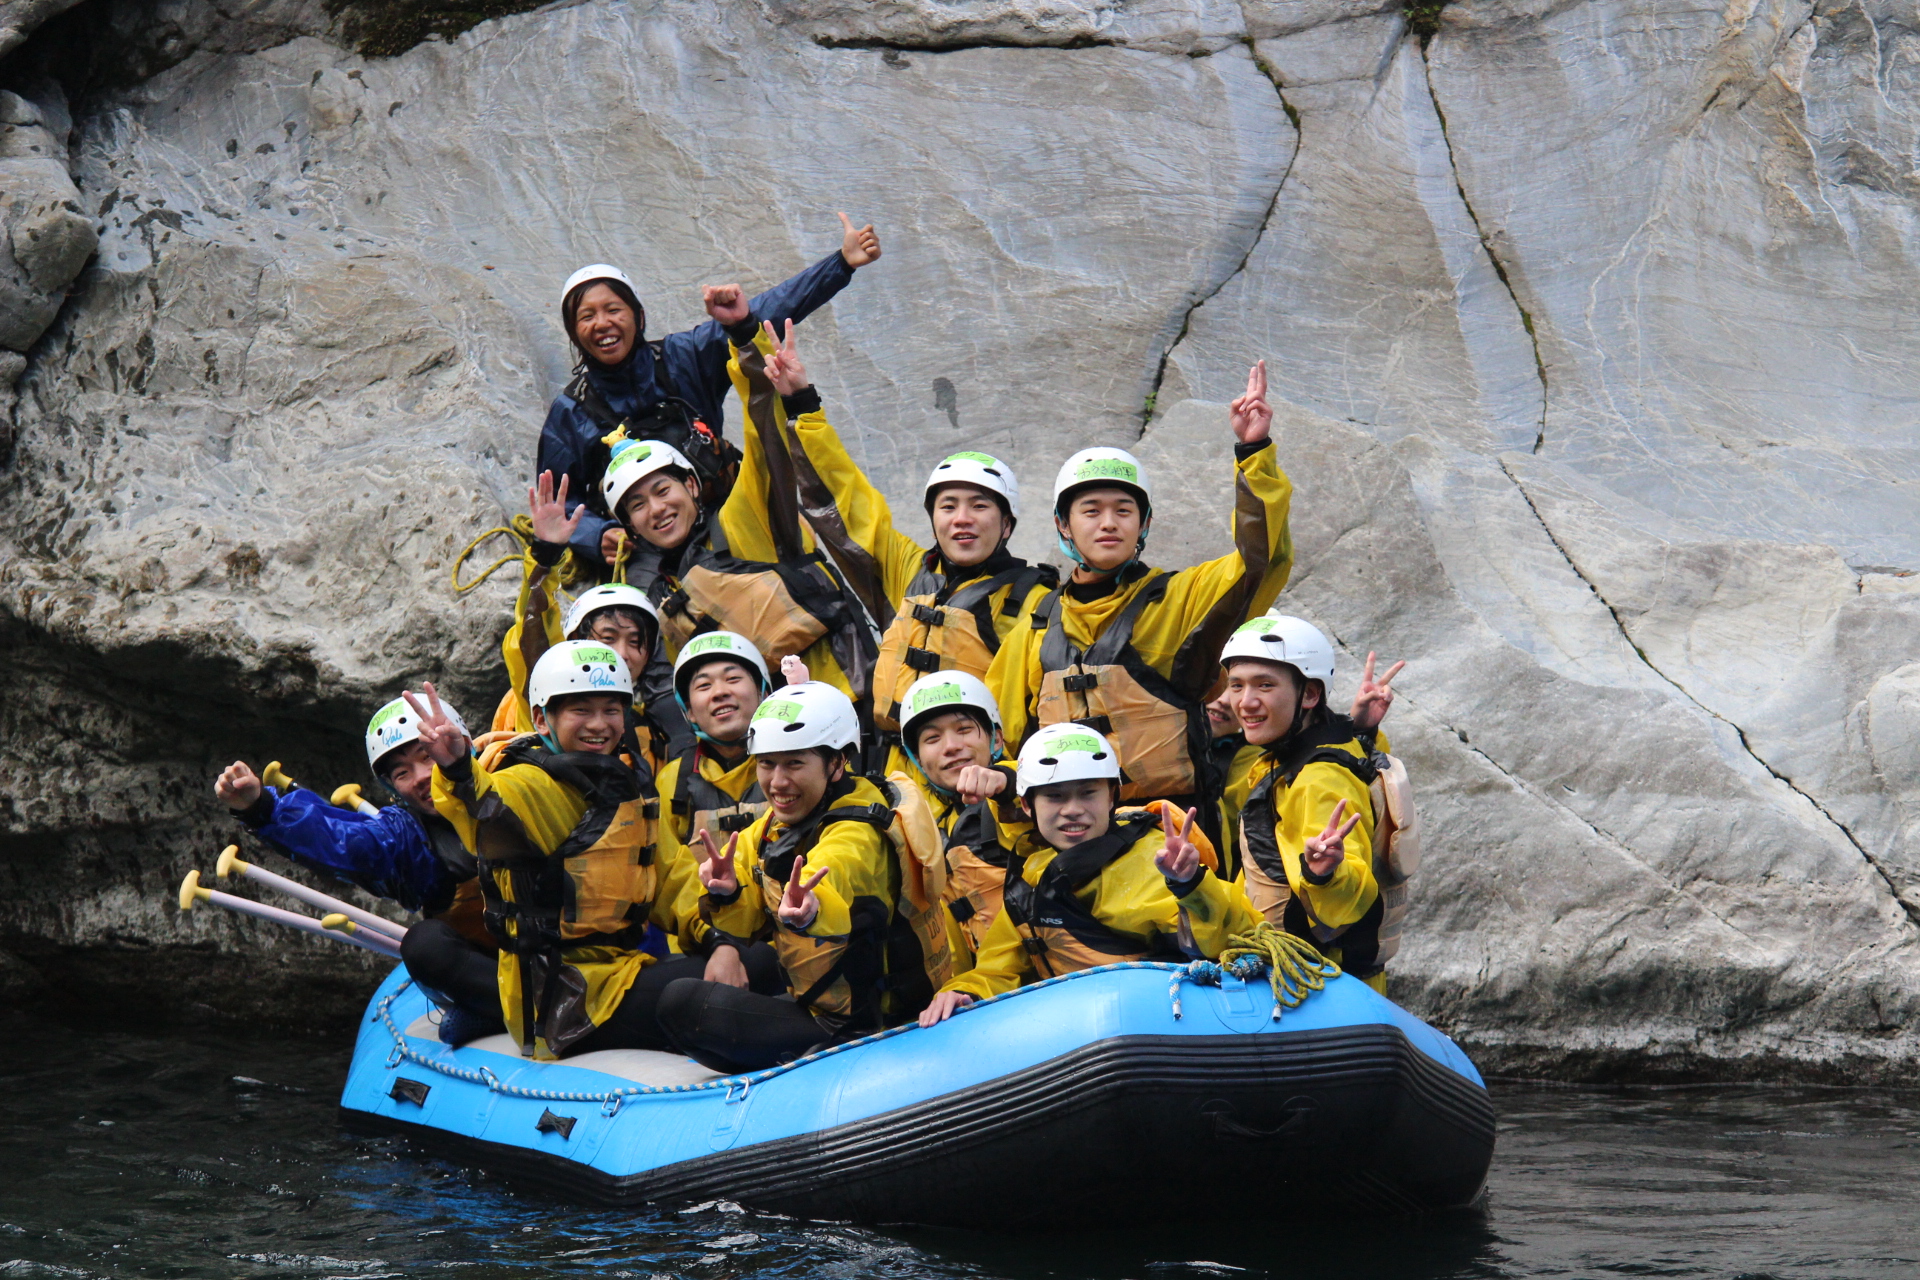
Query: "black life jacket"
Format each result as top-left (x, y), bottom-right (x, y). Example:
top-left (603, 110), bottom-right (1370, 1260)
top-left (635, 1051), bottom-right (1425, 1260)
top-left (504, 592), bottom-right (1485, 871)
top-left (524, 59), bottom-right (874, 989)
top-left (567, 340), bottom-right (742, 515)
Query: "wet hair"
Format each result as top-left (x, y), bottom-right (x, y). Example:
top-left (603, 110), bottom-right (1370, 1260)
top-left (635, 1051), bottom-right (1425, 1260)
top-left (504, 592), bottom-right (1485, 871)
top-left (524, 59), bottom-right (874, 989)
top-left (562, 276), bottom-right (646, 371)
top-left (572, 604), bottom-right (659, 654)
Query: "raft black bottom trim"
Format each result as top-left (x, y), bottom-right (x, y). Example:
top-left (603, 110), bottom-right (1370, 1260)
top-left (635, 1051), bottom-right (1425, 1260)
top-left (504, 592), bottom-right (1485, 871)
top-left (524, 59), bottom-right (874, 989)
top-left (342, 1024), bottom-right (1493, 1226)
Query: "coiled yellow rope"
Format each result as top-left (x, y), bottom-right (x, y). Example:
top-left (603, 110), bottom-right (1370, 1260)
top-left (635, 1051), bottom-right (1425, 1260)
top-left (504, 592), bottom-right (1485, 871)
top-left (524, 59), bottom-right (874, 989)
top-left (449, 516), bottom-right (535, 595)
top-left (1170, 922), bottom-right (1342, 1020)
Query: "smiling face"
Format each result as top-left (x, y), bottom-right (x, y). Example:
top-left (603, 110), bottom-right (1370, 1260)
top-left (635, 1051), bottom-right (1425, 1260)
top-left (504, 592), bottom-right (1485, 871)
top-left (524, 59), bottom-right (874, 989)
top-left (1023, 778), bottom-right (1114, 850)
top-left (1226, 658), bottom-right (1321, 747)
top-left (1205, 692), bottom-right (1241, 738)
top-left (579, 609), bottom-right (651, 688)
top-left (618, 471), bottom-right (702, 550)
top-left (686, 659), bottom-right (764, 746)
top-left (1058, 487), bottom-right (1144, 573)
top-left (756, 748), bottom-right (842, 824)
top-left (911, 710), bottom-right (997, 792)
top-left (929, 485), bottom-right (1009, 569)
top-left (534, 693), bottom-right (628, 754)
top-left (573, 282), bottom-right (638, 367)
top-left (378, 741), bottom-right (437, 814)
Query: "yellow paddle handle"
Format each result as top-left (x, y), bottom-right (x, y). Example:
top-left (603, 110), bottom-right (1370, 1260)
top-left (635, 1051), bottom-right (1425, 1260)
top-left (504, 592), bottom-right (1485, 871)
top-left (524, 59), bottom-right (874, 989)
top-left (177, 870), bottom-right (209, 911)
top-left (262, 761), bottom-right (295, 791)
top-left (216, 844), bottom-right (248, 879)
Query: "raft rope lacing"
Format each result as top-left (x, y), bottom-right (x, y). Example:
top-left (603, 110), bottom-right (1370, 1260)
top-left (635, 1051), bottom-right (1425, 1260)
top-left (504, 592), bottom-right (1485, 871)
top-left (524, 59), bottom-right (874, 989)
top-left (373, 926), bottom-right (1340, 1114)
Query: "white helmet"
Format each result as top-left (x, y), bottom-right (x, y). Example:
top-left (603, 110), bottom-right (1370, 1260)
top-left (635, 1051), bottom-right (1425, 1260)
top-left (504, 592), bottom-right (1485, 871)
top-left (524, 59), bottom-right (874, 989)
top-left (564, 583), bottom-right (660, 640)
top-left (528, 639), bottom-right (634, 713)
top-left (562, 263), bottom-right (638, 304)
top-left (673, 630), bottom-right (772, 704)
top-left (604, 438), bottom-right (697, 518)
top-left (365, 696), bottom-right (469, 772)
top-left (924, 451), bottom-right (1018, 518)
top-left (1220, 614), bottom-right (1335, 683)
top-left (1015, 723), bottom-right (1122, 796)
top-left (1051, 447), bottom-right (1151, 515)
top-left (899, 671), bottom-right (1003, 745)
top-left (746, 682), bottom-right (861, 757)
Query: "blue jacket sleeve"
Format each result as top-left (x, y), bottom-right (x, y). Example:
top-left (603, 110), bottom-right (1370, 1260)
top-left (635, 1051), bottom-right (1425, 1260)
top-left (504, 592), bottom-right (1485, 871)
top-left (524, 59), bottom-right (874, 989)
top-left (243, 787), bottom-right (457, 916)
top-left (661, 250), bottom-right (858, 432)
top-left (537, 394), bottom-right (616, 561)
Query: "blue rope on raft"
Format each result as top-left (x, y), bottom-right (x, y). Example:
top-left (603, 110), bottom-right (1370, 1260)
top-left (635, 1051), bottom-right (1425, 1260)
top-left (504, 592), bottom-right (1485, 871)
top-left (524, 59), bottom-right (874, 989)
top-left (375, 947), bottom-right (1333, 1113)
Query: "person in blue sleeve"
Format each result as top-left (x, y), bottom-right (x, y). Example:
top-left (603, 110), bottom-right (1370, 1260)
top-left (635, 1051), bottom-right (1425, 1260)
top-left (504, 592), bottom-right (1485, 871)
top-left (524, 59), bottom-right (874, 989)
top-left (539, 214), bottom-right (884, 572)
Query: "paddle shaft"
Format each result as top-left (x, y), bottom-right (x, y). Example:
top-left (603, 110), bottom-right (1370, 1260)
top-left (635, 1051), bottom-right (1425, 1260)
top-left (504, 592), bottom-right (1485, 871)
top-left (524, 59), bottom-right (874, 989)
top-left (228, 858), bottom-right (407, 943)
top-left (198, 886), bottom-right (401, 959)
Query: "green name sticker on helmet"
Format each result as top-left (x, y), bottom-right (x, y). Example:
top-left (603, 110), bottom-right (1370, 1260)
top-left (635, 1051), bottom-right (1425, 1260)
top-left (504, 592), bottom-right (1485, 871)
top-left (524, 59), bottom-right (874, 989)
top-left (947, 451), bottom-right (999, 465)
top-left (576, 645), bottom-right (621, 666)
top-left (909, 683), bottom-right (965, 715)
top-left (610, 441), bottom-right (654, 468)
top-left (1074, 458), bottom-right (1138, 484)
top-left (367, 703), bottom-right (405, 732)
top-left (684, 633), bottom-right (734, 656)
top-left (1050, 732), bottom-right (1106, 756)
top-left (753, 699), bottom-right (801, 723)
top-left (1232, 616), bottom-right (1282, 639)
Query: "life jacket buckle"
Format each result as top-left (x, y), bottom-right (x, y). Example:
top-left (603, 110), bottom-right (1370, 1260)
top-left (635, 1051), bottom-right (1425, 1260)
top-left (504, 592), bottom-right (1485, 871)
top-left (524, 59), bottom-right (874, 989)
top-left (718, 812), bottom-right (755, 832)
top-left (1063, 673), bottom-right (1099, 693)
top-left (904, 647), bottom-right (941, 673)
top-left (911, 603), bottom-right (945, 626)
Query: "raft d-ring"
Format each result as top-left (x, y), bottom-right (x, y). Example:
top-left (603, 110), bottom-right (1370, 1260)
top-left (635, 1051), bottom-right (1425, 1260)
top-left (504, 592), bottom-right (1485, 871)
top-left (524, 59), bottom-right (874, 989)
top-left (724, 1079), bottom-right (753, 1105)
top-left (385, 1045), bottom-right (406, 1069)
top-left (601, 1093), bottom-right (626, 1118)
top-left (477, 1067), bottom-right (502, 1092)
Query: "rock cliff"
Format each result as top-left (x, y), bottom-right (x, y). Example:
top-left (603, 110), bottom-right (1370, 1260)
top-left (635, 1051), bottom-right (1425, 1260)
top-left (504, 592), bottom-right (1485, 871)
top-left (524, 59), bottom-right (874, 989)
top-left (0, 0), bottom-right (1914, 1076)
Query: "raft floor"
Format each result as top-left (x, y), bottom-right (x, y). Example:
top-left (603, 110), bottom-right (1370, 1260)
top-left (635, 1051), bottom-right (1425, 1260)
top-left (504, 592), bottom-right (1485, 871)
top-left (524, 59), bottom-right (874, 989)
top-left (403, 1014), bottom-right (726, 1087)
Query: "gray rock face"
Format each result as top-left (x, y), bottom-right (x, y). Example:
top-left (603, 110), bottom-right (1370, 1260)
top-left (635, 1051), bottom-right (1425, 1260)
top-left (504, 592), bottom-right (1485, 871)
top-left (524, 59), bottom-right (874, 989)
top-left (0, 0), bottom-right (1913, 1070)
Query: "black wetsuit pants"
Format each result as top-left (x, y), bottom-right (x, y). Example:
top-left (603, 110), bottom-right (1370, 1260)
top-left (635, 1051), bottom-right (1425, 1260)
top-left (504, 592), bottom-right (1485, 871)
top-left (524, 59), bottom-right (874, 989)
top-left (655, 979), bottom-right (838, 1075)
top-left (400, 918), bottom-right (706, 1056)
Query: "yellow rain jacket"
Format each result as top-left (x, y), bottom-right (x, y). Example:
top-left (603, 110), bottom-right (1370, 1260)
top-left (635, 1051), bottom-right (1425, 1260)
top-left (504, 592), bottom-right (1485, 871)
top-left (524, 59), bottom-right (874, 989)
top-left (1232, 720), bottom-right (1389, 992)
top-left (702, 775), bottom-right (901, 1035)
top-left (943, 811), bottom-right (1261, 1001)
top-left (771, 408), bottom-right (1054, 763)
top-left (431, 738), bottom-right (698, 1059)
top-left (987, 442), bottom-right (1293, 809)
top-left (655, 744), bottom-right (763, 953)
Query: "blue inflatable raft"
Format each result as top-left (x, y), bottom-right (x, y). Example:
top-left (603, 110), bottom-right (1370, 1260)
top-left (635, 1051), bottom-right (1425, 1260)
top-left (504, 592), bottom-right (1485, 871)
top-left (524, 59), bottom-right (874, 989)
top-left (341, 962), bottom-right (1494, 1224)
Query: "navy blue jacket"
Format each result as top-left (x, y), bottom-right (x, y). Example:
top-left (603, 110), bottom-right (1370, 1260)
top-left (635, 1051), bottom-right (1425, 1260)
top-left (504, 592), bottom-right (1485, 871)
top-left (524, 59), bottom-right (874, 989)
top-left (237, 786), bottom-right (472, 917)
top-left (537, 250), bottom-right (857, 562)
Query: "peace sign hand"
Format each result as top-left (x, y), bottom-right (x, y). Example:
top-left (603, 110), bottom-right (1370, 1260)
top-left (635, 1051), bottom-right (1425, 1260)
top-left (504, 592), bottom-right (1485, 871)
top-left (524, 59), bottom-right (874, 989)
top-left (527, 469), bottom-right (583, 547)
top-left (695, 829), bottom-right (741, 896)
top-left (1154, 806), bottom-right (1204, 884)
top-left (838, 212), bottom-right (881, 267)
top-left (1228, 359), bottom-right (1273, 444)
top-left (777, 853), bottom-right (831, 930)
top-left (401, 682), bottom-right (470, 769)
top-left (762, 320), bottom-right (812, 397)
top-left (1350, 651), bottom-right (1405, 733)
top-left (1302, 799), bottom-right (1362, 880)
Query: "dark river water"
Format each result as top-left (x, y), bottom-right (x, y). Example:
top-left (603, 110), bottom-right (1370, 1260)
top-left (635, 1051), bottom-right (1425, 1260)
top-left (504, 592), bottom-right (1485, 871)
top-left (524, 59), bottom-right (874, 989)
top-left (2, 1022), bottom-right (1917, 1280)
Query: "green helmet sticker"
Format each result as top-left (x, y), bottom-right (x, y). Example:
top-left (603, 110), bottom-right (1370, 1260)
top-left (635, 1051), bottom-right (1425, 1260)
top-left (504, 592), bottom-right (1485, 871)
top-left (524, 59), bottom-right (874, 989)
top-left (1073, 457), bottom-right (1138, 485)
top-left (610, 441), bottom-right (654, 468)
top-left (1049, 732), bottom-right (1106, 756)
top-left (753, 698), bottom-right (801, 723)
top-left (946, 451), bottom-right (999, 465)
top-left (908, 682), bottom-right (965, 716)
top-left (1232, 616), bottom-right (1282, 639)
top-left (575, 645), bottom-right (621, 666)
top-left (684, 633), bottom-right (735, 656)
top-left (367, 702), bottom-right (405, 733)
